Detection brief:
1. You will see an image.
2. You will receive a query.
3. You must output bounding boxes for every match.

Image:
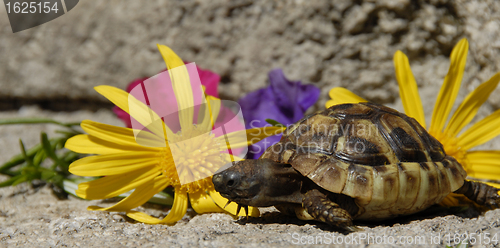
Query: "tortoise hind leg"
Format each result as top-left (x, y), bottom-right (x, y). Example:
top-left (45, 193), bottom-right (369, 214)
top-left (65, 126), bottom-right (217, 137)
top-left (302, 189), bottom-right (362, 232)
top-left (454, 180), bottom-right (500, 208)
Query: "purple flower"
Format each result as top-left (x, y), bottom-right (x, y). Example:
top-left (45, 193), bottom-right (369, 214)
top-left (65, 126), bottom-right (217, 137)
top-left (238, 68), bottom-right (320, 159)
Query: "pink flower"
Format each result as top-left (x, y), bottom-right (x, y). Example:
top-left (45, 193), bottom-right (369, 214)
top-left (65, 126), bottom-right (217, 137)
top-left (114, 62), bottom-right (247, 160)
top-left (113, 64), bottom-right (221, 128)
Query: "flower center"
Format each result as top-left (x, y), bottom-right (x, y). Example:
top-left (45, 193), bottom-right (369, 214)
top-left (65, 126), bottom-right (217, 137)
top-left (158, 125), bottom-right (226, 193)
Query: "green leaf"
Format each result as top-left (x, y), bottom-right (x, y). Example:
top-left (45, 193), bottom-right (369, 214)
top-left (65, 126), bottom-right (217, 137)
top-left (1, 169), bottom-right (18, 177)
top-left (446, 240), bottom-right (470, 248)
top-left (0, 143), bottom-right (42, 173)
top-left (456, 240), bottom-right (469, 248)
top-left (41, 169), bottom-right (56, 181)
top-left (41, 133), bottom-right (57, 160)
top-left (41, 133), bottom-right (69, 171)
top-left (0, 175), bottom-right (24, 187)
top-left (33, 150), bottom-right (47, 167)
top-left (0, 120), bottom-right (82, 188)
top-left (51, 174), bottom-right (64, 188)
top-left (54, 137), bottom-right (67, 150)
top-left (147, 191), bottom-right (174, 205)
top-left (19, 140), bottom-right (34, 167)
top-left (62, 151), bottom-right (79, 164)
top-left (12, 175), bottom-right (27, 186)
top-left (265, 118), bottom-right (285, 127)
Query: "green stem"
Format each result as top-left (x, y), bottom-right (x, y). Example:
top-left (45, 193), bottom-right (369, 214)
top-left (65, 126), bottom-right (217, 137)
top-left (0, 118), bottom-right (80, 127)
top-left (265, 118), bottom-right (285, 127)
top-left (0, 137), bottom-right (63, 174)
top-left (19, 140), bottom-right (34, 167)
top-left (0, 145), bottom-right (39, 173)
top-left (2, 170), bottom-right (18, 177)
top-left (0, 118), bottom-right (81, 133)
top-left (0, 175), bottom-right (24, 187)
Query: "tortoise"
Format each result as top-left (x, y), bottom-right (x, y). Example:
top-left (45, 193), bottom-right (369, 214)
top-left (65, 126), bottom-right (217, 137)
top-left (212, 102), bottom-right (500, 231)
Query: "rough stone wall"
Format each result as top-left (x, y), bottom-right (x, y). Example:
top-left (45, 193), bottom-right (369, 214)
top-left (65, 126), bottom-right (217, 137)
top-left (3, 2), bottom-right (500, 246)
top-left (0, 0), bottom-right (499, 114)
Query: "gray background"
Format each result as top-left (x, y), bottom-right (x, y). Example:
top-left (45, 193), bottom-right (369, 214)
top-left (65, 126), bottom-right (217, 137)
top-left (1, 0), bottom-right (500, 110)
top-left (2, 0), bottom-right (500, 247)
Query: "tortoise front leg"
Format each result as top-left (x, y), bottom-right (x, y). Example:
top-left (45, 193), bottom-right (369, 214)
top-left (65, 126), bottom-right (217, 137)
top-left (454, 180), bottom-right (500, 208)
top-left (302, 189), bottom-right (362, 232)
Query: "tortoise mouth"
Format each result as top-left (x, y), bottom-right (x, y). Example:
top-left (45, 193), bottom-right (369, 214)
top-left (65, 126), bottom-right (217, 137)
top-left (217, 188), bottom-right (257, 206)
top-left (219, 191), bottom-right (249, 201)
top-left (212, 167), bottom-right (262, 205)
top-left (220, 193), bottom-right (241, 202)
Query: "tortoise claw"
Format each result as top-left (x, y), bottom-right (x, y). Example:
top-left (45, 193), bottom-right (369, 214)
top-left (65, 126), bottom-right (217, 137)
top-left (224, 200), bottom-right (232, 209)
top-left (343, 225), bottom-right (364, 232)
top-left (243, 205), bottom-right (249, 219)
top-left (234, 204), bottom-right (249, 219)
top-left (236, 204), bottom-right (242, 216)
top-left (225, 202), bottom-right (249, 218)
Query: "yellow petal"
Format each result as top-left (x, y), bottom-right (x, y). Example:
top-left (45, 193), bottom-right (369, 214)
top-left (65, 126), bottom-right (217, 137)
top-left (325, 100), bottom-right (337, 109)
top-left (208, 188), bottom-right (260, 217)
top-left (69, 152), bottom-right (160, 177)
top-left (457, 109), bottom-right (500, 150)
top-left (216, 126), bottom-right (287, 150)
top-left (126, 187), bottom-right (188, 224)
top-left (157, 44), bottom-right (194, 130)
top-left (326, 87), bottom-right (367, 108)
top-left (394, 50), bottom-right (426, 128)
top-left (189, 188), bottom-right (224, 214)
top-left (94, 85), bottom-right (171, 139)
top-left (465, 150), bottom-right (500, 165)
top-left (157, 44), bottom-right (185, 69)
top-left (464, 151), bottom-right (500, 180)
top-left (81, 120), bottom-right (166, 148)
top-left (151, 187), bottom-right (188, 224)
top-left (438, 193), bottom-right (460, 207)
top-left (124, 211), bottom-right (165, 224)
top-left (439, 193), bottom-right (458, 207)
top-left (466, 169), bottom-right (500, 180)
top-left (484, 181), bottom-right (500, 188)
top-left (65, 135), bottom-right (135, 155)
top-left (198, 96), bottom-right (221, 132)
top-left (65, 134), bottom-right (162, 155)
top-left (439, 192), bottom-right (490, 211)
top-left (75, 165), bottom-right (160, 199)
top-left (429, 38), bottom-right (468, 135)
top-left (220, 153), bottom-right (243, 164)
top-left (88, 176), bottom-right (169, 212)
top-left (65, 120), bottom-right (165, 154)
top-left (444, 73), bottom-right (500, 137)
top-left (467, 172), bottom-right (500, 181)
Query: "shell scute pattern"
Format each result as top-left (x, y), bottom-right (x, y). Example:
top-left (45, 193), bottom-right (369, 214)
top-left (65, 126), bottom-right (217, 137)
top-left (263, 102), bottom-right (467, 220)
top-left (341, 163), bottom-right (373, 206)
top-left (285, 102), bottom-right (439, 168)
top-left (285, 114), bottom-right (339, 154)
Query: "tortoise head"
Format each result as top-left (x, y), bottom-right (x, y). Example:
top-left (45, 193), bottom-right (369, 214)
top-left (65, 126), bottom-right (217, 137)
top-left (212, 158), bottom-right (304, 207)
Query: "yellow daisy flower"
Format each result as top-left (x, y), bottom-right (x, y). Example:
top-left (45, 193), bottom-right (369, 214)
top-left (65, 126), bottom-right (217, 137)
top-left (66, 45), bottom-right (285, 224)
top-left (327, 38), bottom-right (500, 206)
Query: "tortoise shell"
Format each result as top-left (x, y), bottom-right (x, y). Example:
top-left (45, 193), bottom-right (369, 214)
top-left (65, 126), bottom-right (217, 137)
top-left (261, 102), bottom-right (467, 220)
